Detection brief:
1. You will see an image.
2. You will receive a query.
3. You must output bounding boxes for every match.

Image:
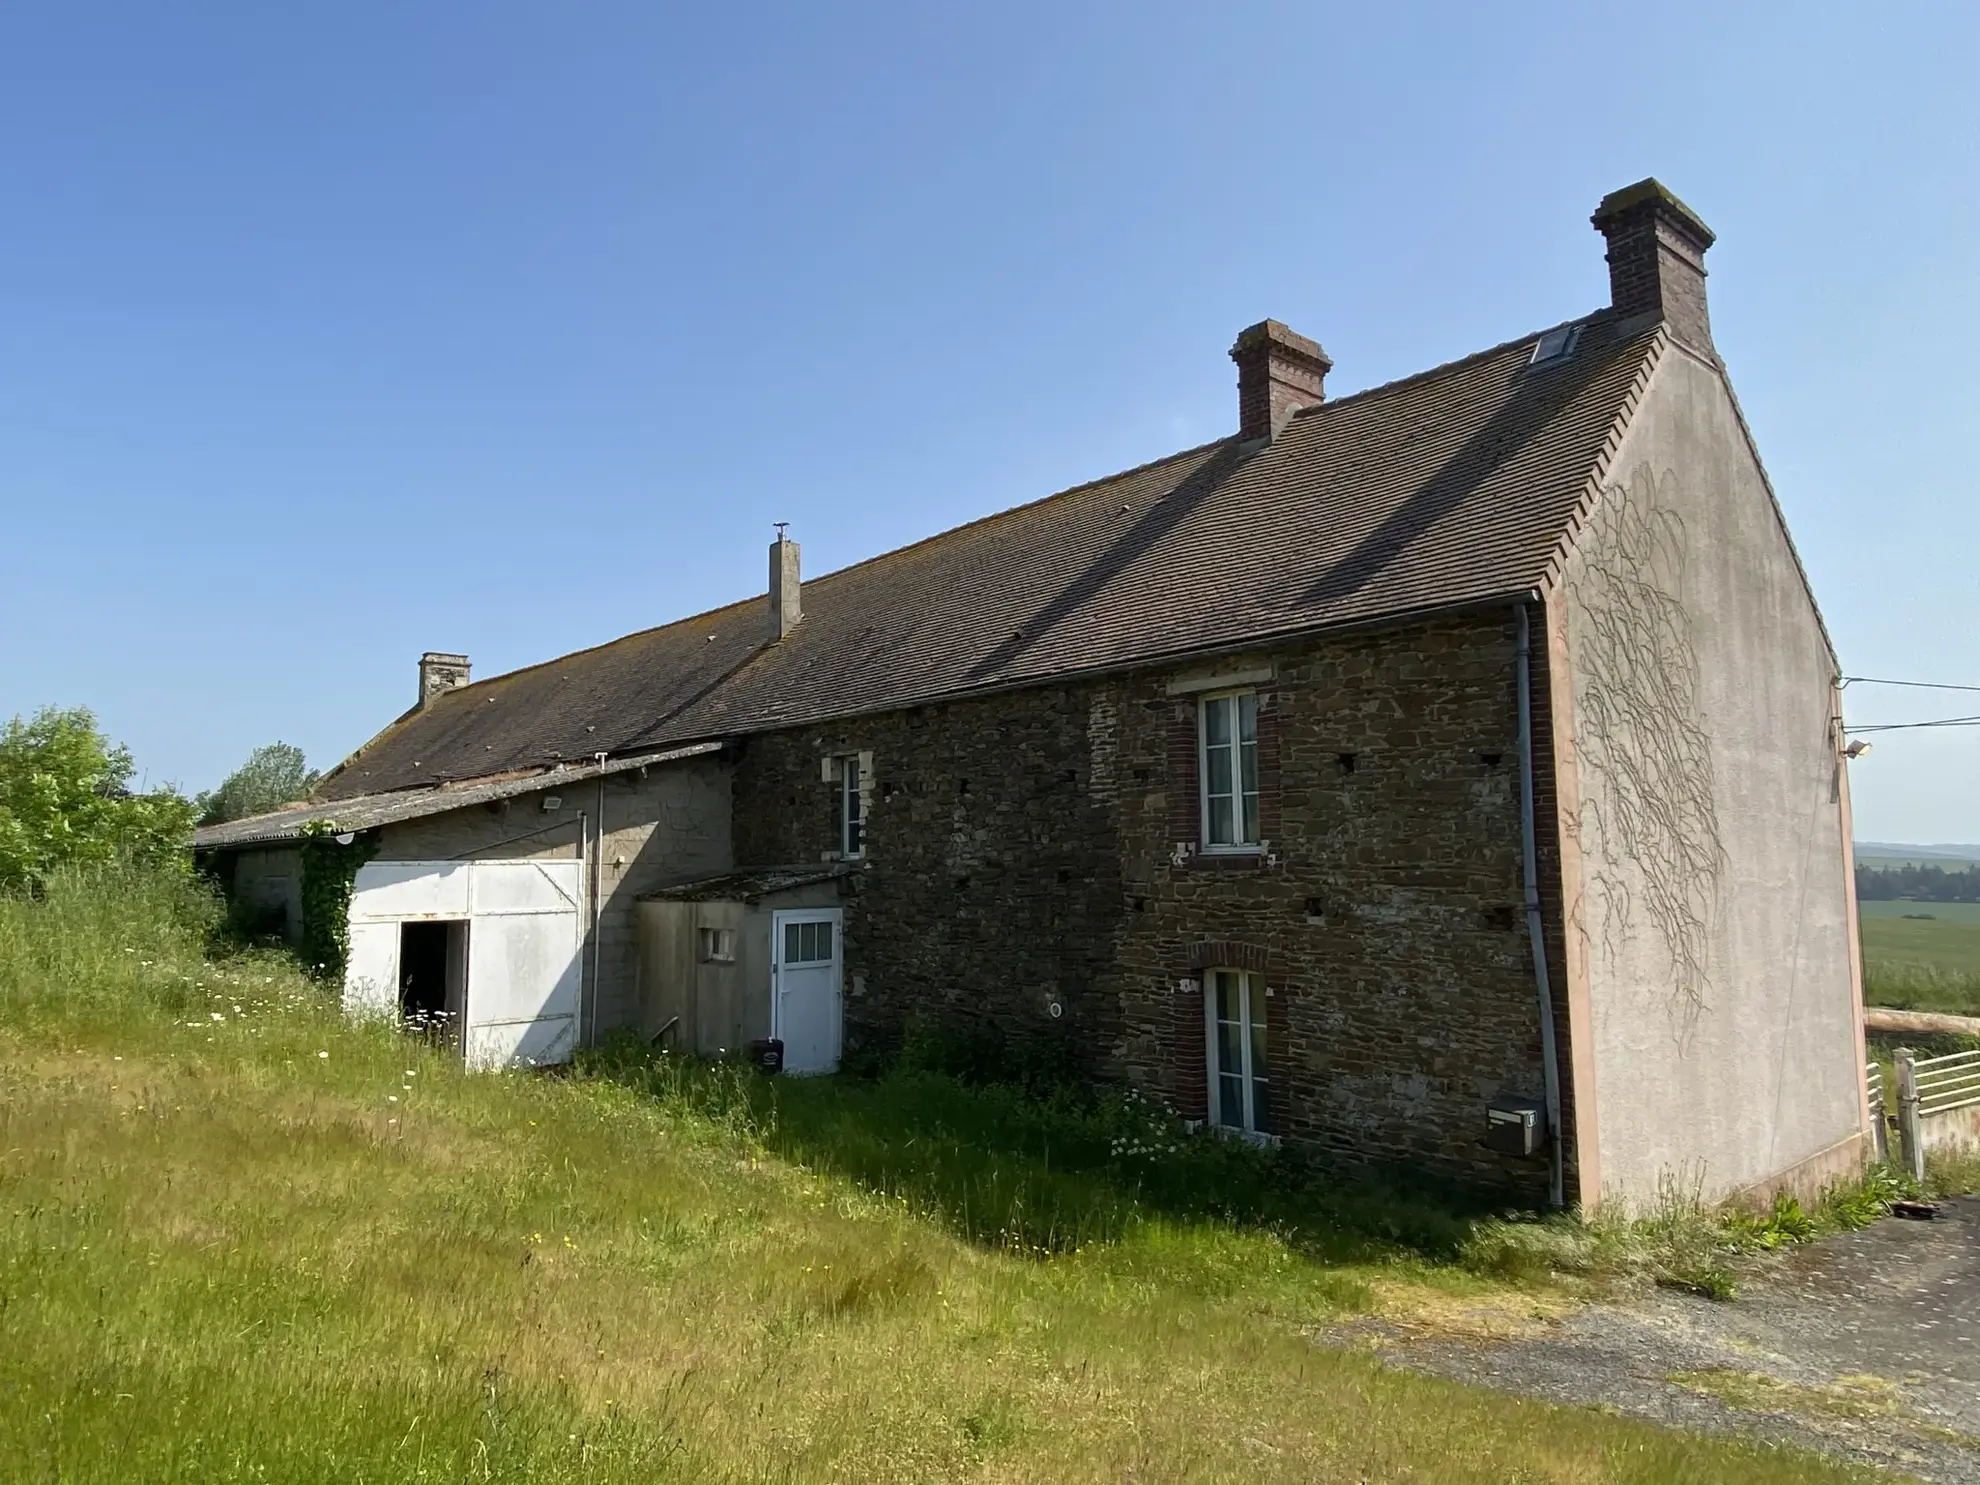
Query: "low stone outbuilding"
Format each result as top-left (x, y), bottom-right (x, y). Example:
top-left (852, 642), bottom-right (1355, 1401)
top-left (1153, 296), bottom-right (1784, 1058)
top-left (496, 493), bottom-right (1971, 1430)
top-left (197, 180), bottom-right (1871, 1211)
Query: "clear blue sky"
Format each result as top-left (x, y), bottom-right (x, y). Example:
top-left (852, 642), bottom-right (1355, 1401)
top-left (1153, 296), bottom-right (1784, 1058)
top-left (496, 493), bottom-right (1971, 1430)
top-left (3, 3), bottom-right (1975, 841)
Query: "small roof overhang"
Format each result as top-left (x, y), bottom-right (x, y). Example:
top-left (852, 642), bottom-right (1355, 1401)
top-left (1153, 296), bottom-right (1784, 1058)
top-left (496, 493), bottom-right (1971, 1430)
top-left (638, 863), bottom-right (859, 904)
top-left (191, 741), bottom-right (726, 850)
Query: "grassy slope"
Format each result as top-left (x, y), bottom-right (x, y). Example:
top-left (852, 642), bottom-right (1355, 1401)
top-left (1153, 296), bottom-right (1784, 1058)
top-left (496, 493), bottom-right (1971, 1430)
top-left (0, 876), bottom-right (1884, 1484)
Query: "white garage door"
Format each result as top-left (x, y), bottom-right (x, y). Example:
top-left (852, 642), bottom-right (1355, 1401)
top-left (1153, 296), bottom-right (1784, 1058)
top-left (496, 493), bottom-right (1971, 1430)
top-left (345, 859), bottom-right (585, 1070)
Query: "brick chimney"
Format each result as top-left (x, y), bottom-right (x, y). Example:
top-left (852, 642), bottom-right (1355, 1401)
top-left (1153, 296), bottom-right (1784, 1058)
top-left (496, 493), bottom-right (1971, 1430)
top-left (417, 652), bottom-right (470, 708)
top-left (769, 527), bottom-right (801, 640)
top-left (1230, 319), bottom-right (1331, 445)
top-left (1591, 178), bottom-right (1716, 354)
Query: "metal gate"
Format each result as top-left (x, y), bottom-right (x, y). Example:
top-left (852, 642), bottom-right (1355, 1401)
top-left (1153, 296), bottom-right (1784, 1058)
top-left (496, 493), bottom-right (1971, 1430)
top-left (1888, 1046), bottom-right (1980, 1180)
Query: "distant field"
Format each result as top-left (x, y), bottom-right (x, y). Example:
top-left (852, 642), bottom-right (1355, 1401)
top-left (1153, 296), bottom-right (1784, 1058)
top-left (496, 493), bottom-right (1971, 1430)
top-left (1858, 900), bottom-right (1980, 1016)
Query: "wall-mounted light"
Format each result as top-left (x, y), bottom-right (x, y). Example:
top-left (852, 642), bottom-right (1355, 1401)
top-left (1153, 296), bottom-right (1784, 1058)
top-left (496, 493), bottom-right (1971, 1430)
top-left (1843, 740), bottom-right (1872, 759)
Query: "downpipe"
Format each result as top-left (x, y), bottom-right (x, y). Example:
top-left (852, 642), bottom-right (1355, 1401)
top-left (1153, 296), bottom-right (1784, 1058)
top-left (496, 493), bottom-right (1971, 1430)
top-left (589, 758), bottom-right (608, 1049)
top-left (1516, 603), bottom-right (1567, 1210)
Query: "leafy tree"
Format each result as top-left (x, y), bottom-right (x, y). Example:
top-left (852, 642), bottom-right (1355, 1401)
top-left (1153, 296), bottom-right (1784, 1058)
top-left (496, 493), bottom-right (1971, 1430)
top-left (1856, 862), bottom-right (1980, 904)
top-left (196, 742), bottom-right (319, 826)
top-left (0, 706), bottom-right (195, 893)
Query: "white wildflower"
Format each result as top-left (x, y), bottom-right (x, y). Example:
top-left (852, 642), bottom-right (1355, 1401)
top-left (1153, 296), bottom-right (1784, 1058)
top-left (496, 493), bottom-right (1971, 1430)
top-left (318, 1051), bottom-right (329, 1059)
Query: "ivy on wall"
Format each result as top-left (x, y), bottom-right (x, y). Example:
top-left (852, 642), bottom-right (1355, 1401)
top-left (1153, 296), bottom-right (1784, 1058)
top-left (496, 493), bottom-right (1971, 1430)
top-left (297, 821), bottom-right (378, 983)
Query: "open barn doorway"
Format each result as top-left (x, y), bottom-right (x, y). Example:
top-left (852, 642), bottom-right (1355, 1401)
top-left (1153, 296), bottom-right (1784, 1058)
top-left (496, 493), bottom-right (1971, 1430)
top-left (398, 920), bottom-right (467, 1051)
top-left (346, 860), bottom-right (583, 1070)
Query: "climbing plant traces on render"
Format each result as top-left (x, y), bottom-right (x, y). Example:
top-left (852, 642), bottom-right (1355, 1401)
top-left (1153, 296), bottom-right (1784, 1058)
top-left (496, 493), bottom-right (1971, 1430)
top-left (1565, 464), bottom-right (1726, 1022)
top-left (297, 820), bottom-right (378, 985)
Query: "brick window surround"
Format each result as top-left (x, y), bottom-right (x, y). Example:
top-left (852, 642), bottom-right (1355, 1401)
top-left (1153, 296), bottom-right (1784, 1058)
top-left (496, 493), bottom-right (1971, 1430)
top-left (1169, 941), bottom-right (1276, 1124)
top-left (1168, 694), bottom-right (1281, 868)
top-left (1187, 940), bottom-right (1271, 973)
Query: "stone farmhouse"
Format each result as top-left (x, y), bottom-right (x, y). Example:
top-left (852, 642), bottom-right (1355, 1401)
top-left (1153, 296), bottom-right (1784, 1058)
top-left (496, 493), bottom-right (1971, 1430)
top-left (196, 180), bottom-right (1871, 1210)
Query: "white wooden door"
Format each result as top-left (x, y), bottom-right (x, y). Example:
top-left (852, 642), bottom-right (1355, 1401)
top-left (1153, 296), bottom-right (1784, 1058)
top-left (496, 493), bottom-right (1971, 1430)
top-left (344, 921), bottom-right (402, 1018)
top-left (344, 861), bottom-right (471, 1018)
top-left (772, 909), bottom-right (842, 1075)
top-left (462, 861), bottom-right (583, 1070)
top-left (343, 858), bottom-right (584, 1070)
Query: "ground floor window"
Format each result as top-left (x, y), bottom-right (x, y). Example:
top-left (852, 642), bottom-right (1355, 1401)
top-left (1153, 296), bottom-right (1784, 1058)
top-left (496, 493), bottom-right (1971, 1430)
top-left (1206, 968), bottom-right (1269, 1134)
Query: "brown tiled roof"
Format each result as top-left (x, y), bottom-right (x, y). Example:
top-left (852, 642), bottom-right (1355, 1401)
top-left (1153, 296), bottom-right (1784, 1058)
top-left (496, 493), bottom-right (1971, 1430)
top-left (318, 310), bottom-right (1661, 802)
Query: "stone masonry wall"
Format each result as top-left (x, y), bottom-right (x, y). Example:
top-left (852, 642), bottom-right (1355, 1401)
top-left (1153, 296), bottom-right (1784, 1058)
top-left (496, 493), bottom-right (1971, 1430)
top-left (733, 687), bottom-right (1128, 1064)
top-left (733, 611), bottom-right (1572, 1196)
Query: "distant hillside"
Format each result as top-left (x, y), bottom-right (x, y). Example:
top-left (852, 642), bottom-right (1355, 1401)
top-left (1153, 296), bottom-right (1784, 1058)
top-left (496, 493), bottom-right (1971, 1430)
top-left (1857, 842), bottom-right (1980, 864)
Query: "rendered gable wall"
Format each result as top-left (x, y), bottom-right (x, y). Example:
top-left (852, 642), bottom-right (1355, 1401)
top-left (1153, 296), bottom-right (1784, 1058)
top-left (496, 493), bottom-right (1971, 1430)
top-left (1555, 344), bottom-right (1865, 1207)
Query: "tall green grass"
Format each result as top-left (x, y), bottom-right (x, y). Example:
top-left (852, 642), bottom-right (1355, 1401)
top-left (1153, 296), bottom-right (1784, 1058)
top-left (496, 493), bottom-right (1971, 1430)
top-left (0, 869), bottom-right (1891, 1483)
top-left (1863, 960), bottom-right (1980, 1017)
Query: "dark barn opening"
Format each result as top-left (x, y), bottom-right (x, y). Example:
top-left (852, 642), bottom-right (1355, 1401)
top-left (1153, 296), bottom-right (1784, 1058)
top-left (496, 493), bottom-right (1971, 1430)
top-left (399, 920), bottom-right (467, 1047)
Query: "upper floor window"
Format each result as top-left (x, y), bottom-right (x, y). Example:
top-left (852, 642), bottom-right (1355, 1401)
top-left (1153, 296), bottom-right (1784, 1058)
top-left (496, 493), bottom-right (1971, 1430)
top-left (839, 753), bottom-right (864, 858)
top-left (1198, 691), bottom-right (1260, 850)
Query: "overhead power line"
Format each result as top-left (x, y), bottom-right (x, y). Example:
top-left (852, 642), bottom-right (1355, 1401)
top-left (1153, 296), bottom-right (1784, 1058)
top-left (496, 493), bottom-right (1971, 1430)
top-left (1849, 715), bottom-right (1980, 733)
top-left (1842, 676), bottom-right (1980, 693)
top-left (1840, 677), bottom-right (1980, 735)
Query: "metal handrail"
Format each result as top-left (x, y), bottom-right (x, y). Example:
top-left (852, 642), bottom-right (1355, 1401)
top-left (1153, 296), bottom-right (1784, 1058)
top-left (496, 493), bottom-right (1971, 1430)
top-left (1919, 1067), bottom-right (1980, 1091)
top-left (1914, 1047), bottom-right (1980, 1074)
top-left (1916, 1050), bottom-right (1980, 1117)
top-left (1922, 1096), bottom-right (1980, 1117)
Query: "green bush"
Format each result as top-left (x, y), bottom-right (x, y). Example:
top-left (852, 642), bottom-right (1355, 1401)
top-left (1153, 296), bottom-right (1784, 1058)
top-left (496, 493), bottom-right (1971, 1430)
top-left (0, 707), bottom-right (195, 894)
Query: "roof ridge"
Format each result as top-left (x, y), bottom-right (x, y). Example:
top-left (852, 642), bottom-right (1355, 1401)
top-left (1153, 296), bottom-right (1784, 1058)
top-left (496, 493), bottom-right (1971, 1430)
top-left (338, 309), bottom-right (1615, 739)
top-left (1292, 308), bottom-right (1614, 422)
top-left (312, 592), bottom-right (767, 792)
top-left (316, 304), bottom-right (1662, 799)
top-left (316, 438), bottom-right (1235, 792)
top-left (400, 439), bottom-right (1233, 705)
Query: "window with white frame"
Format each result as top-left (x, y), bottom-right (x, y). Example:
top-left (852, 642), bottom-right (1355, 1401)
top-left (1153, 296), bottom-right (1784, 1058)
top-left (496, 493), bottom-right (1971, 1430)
top-left (1198, 690), bottom-right (1260, 849)
top-left (1205, 968), bottom-right (1269, 1135)
top-left (838, 754), bottom-right (864, 858)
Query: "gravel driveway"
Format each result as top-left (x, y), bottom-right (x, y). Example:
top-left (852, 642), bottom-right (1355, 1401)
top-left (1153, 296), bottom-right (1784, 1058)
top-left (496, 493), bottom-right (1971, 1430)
top-left (1327, 1195), bottom-right (1980, 1481)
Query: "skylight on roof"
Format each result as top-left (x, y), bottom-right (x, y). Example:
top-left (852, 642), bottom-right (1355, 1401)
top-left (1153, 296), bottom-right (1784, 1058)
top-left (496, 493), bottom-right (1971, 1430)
top-left (1529, 325), bottom-right (1580, 365)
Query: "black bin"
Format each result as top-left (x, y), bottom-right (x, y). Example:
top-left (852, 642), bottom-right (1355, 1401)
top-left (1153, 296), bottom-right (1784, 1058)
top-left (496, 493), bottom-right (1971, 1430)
top-left (746, 1037), bottom-right (784, 1074)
